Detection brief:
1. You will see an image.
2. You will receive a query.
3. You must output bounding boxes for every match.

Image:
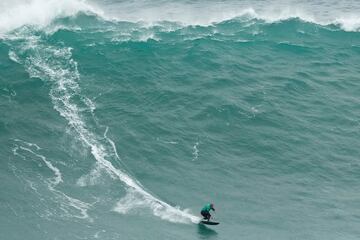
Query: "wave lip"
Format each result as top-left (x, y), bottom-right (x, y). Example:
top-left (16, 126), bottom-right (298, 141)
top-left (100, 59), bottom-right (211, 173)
top-left (334, 16), bottom-right (360, 32)
top-left (0, 0), bottom-right (103, 36)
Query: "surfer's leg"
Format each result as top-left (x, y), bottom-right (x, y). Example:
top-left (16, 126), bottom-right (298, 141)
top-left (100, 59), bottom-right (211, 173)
top-left (201, 210), bottom-right (207, 219)
top-left (204, 212), bottom-right (210, 221)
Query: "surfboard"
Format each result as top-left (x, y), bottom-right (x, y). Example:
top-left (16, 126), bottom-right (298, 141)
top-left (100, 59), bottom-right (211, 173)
top-left (200, 220), bottom-right (220, 225)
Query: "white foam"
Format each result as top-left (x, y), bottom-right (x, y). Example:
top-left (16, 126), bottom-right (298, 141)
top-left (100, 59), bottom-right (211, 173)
top-left (54, 189), bottom-right (92, 219)
top-left (103, 127), bottom-right (121, 162)
top-left (12, 145), bottom-right (26, 160)
top-left (94, 230), bottom-right (106, 239)
top-left (192, 142), bottom-right (199, 161)
top-left (83, 96), bottom-right (96, 114)
top-left (76, 164), bottom-right (103, 187)
top-left (335, 16), bottom-right (360, 32)
top-left (255, 6), bottom-right (315, 23)
top-left (8, 50), bottom-right (21, 64)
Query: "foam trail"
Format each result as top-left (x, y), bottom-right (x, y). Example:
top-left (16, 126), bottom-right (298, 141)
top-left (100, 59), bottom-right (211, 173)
top-left (13, 32), bottom-right (200, 224)
top-left (14, 138), bottom-right (41, 150)
top-left (19, 146), bottom-right (62, 185)
top-left (114, 188), bottom-right (198, 223)
top-left (12, 141), bottom-right (91, 219)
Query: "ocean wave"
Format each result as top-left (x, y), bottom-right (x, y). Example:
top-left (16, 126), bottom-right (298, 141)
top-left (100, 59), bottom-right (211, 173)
top-left (94, 1), bottom-right (360, 32)
top-left (8, 27), bottom-right (200, 224)
top-left (1, 0), bottom-right (360, 37)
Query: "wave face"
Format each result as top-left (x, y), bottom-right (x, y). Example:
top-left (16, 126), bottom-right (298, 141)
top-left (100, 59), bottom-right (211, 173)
top-left (1, 0), bottom-right (360, 239)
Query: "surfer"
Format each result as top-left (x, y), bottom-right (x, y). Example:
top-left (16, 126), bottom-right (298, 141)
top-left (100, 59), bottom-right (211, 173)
top-left (201, 203), bottom-right (215, 221)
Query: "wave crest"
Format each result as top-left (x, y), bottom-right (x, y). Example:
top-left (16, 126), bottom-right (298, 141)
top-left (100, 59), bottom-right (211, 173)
top-left (2, 1), bottom-right (360, 35)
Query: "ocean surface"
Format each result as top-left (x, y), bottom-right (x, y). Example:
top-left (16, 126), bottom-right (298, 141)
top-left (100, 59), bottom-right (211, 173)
top-left (1, 0), bottom-right (360, 239)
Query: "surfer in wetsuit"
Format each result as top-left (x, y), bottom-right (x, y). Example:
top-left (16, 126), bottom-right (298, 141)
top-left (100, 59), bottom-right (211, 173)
top-left (201, 203), bottom-right (215, 221)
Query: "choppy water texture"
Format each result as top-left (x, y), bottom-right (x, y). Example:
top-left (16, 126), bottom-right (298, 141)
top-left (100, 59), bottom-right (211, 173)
top-left (1, 0), bottom-right (360, 239)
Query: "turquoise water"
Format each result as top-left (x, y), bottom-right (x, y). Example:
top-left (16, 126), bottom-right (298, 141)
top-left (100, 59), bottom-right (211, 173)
top-left (1, 1), bottom-right (360, 239)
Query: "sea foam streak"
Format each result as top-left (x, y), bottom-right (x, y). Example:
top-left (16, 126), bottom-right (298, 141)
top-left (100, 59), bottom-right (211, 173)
top-left (10, 29), bottom-right (200, 223)
top-left (12, 140), bottom-right (91, 219)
